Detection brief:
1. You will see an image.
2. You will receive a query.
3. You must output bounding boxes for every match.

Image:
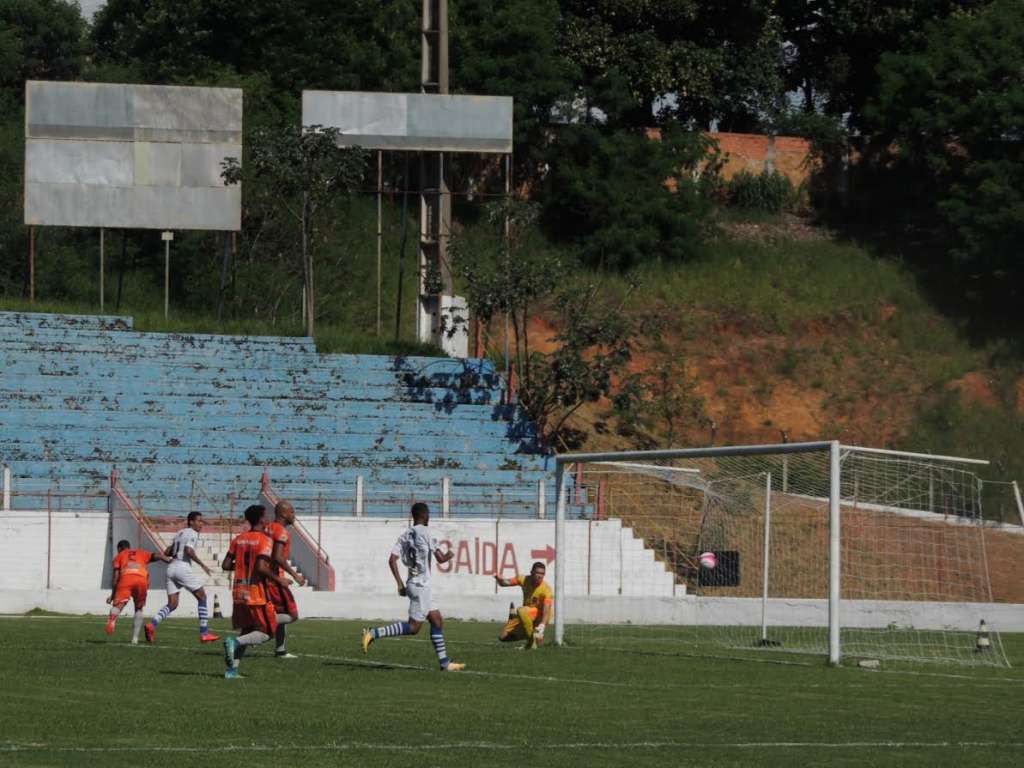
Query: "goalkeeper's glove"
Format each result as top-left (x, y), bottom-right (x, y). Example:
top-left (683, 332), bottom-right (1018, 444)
top-left (533, 624), bottom-right (545, 645)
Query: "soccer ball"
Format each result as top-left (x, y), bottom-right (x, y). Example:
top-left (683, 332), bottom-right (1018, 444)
top-left (699, 551), bottom-right (717, 570)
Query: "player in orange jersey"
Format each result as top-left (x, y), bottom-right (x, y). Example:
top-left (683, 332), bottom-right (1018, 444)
top-left (264, 500), bottom-right (306, 659)
top-left (220, 504), bottom-right (291, 679)
top-left (106, 539), bottom-right (171, 643)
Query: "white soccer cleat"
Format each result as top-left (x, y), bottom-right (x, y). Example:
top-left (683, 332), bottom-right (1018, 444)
top-left (275, 652), bottom-right (298, 659)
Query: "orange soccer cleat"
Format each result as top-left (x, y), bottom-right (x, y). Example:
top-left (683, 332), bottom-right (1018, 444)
top-left (199, 632), bottom-right (221, 643)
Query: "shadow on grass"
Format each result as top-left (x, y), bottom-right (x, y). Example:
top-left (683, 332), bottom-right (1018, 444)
top-left (159, 670), bottom-right (226, 679)
top-left (322, 660), bottom-right (420, 673)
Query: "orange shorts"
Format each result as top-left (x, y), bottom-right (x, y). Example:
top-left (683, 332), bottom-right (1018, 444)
top-left (265, 581), bottom-right (299, 619)
top-left (112, 575), bottom-right (148, 609)
top-left (232, 602), bottom-right (277, 636)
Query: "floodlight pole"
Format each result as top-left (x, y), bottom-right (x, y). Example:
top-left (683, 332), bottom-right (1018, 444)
top-left (417, 0), bottom-right (451, 348)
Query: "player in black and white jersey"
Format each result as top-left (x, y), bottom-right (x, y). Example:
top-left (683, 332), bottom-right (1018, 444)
top-left (144, 512), bottom-right (219, 644)
top-left (361, 502), bottom-right (464, 671)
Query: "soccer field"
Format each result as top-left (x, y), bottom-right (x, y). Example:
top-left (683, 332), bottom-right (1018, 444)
top-left (2, 615), bottom-right (1022, 767)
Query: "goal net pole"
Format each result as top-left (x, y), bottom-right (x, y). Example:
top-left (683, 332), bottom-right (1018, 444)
top-left (829, 440), bottom-right (840, 665)
top-left (760, 472), bottom-right (771, 645)
top-left (552, 441), bottom-right (835, 650)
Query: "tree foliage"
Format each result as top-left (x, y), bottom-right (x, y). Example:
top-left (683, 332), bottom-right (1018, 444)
top-left (871, 0), bottom-right (1024, 273)
top-left (451, 200), bottom-right (643, 449)
top-left (0, 0), bottom-right (86, 105)
top-left (777, 0), bottom-right (986, 130)
top-left (222, 126), bottom-right (368, 336)
top-left (92, 0), bottom-right (420, 93)
top-left (560, 0), bottom-right (785, 130)
top-left (540, 124), bottom-right (717, 269)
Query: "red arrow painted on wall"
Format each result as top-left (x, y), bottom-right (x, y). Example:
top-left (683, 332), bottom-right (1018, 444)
top-left (530, 545), bottom-right (556, 563)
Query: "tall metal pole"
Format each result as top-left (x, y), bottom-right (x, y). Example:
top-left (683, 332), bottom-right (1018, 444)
top-left (418, 0), bottom-right (450, 347)
top-left (377, 150), bottom-right (383, 337)
top-left (99, 228), bottom-right (105, 311)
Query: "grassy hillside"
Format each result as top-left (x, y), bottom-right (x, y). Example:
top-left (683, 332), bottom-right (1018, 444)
top-left (558, 212), bottom-right (1024, 515)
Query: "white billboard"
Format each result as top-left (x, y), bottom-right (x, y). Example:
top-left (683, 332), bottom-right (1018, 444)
top-left (24, 81), bottom-right (242, 231)
top-left (302, 91), bottom-right (513, 153)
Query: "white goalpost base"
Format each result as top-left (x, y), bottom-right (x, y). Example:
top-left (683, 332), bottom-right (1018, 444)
top-left (553, 441), bottom-right (1012, 668)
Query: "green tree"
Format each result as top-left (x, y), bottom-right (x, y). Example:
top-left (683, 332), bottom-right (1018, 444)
top-left (0, 0), bottom-right (86, 105)
top-left (450, 0), bottom-right (577, 181)
top-left (222, 126), bottom-right (368, 336)
top-left (92, 0), bottom-right (419, 92)
top-left (450, 199), bottom-right (560, 376)
top-left (777, 0), bottom-right (985, 130)
top-left (451, 200), bottom-right (643, 449)
top-left (539, 124), bottom-right (716, 269)
top-left (560, 0), bottom-right (785, 130)
top-left (871, 0), bottom-right (1024, 273)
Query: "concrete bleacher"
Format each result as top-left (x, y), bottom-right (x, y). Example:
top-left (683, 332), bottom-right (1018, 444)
top-left (0, 311), bottom-right (553, 517)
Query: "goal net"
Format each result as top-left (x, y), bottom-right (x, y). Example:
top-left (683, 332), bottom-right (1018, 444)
top-left (553, 442), bottom-right (1009, 667)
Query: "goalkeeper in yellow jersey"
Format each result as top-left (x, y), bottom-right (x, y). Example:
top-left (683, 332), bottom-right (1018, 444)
top-left (494, 562), bottom-right (553, 649)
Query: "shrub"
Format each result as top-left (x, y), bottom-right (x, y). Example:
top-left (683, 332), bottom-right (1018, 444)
top-left (727, 169), bottom-right (794, 213)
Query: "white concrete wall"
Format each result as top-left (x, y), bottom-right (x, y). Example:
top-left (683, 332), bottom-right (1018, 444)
top-left (302, 516), bottom-right (676, 598)
top-left (1, 510), bottom-right (110, 590)
top-left (4, 509), bottom-right (1021, 632)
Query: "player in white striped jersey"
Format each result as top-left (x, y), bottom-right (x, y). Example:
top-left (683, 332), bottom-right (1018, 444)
top-left (361, 502), bottom-right (464, 671)
top-left (144, 512), bottom-right (219, 643)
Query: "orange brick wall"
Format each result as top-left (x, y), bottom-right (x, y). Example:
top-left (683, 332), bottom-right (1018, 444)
top-left (646, 128), bottom-right (815, 187)
top-left (714, 132), bottom-right (814, 187)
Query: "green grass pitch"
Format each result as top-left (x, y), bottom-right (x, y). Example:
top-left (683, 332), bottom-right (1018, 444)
top-left (1, 615), bottom-right (1022, 767)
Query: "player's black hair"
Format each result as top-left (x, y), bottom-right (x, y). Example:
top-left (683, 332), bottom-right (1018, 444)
top-left (531, 561), bottom-right (546, 573)
top-left (410, 502), bottom-right (430, 521)
top-left (186, 511), bottom-right (203, 524)
top-left (244, 504), bottom-right (266, 527)
top-left (116, 539), bottom-right (130, 550)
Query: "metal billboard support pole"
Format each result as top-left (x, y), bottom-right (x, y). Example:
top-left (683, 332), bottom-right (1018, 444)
top-left (162, 231), bottom-right (174, 319)
top-left (29, 226), bottom-right (36, 305)
top-left (99, 228), bottom-right (105, 311)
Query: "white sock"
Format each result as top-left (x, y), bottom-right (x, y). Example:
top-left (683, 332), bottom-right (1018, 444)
top-left (275, 614), bottom-right (294, 653)
top-left (232, 631), bottom-right (271, 669)
top-left (132, 612), bottom-right (145, 642)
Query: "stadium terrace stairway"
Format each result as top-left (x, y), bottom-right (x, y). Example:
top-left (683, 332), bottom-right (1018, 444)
top-left (0, 312), bottom-right (554, 517)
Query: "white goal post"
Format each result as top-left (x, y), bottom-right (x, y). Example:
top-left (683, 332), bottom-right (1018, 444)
top-left (552, 441), bottom-right (1009, 668)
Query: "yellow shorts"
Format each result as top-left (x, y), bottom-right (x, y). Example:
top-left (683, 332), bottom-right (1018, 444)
top-left (501, 606), bottom-right (538, 640)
